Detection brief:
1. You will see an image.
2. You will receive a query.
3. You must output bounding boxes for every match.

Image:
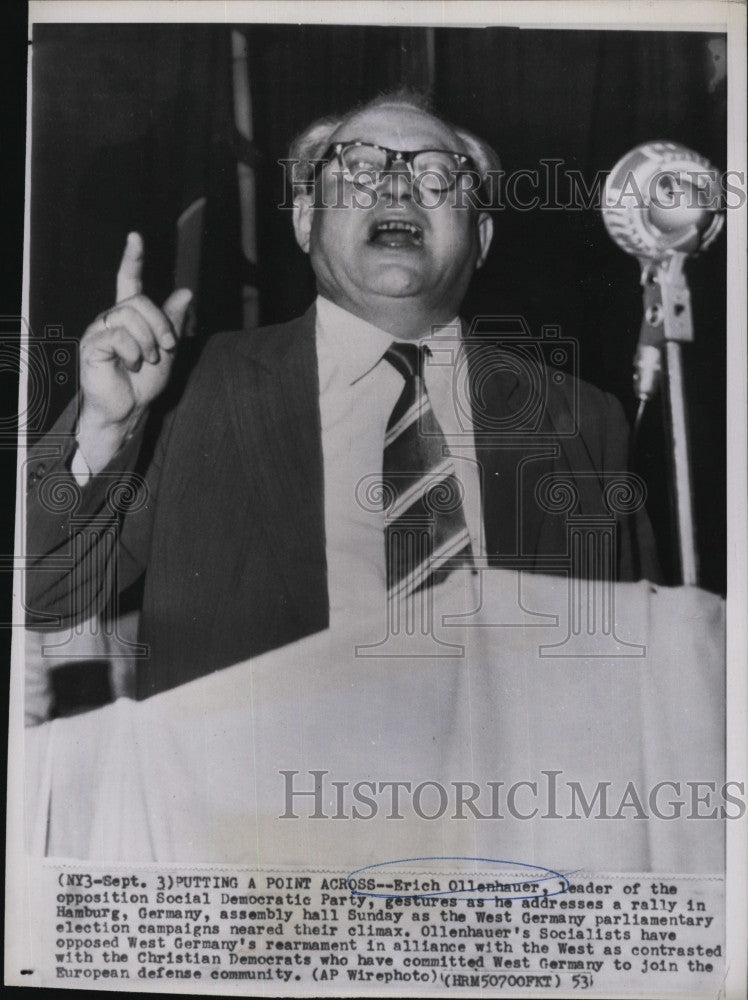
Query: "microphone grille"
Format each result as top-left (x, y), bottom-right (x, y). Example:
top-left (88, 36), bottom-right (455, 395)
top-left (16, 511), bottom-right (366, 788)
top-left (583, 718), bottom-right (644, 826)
top-left (602, 141), bottom-right (724, 261)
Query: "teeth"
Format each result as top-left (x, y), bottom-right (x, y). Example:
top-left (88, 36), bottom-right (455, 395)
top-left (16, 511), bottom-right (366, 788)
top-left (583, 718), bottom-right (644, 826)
top-left (375, 221), bottom-right (421, 235)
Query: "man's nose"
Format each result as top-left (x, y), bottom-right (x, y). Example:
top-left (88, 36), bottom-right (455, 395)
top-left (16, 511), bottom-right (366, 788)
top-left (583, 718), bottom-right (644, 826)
top-left (378, 163), bottom-right (415, 201)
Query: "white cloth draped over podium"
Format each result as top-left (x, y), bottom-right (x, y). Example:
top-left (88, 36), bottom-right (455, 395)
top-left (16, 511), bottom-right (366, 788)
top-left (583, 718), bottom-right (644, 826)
top-left (25, 570), bottom-right (724, 873)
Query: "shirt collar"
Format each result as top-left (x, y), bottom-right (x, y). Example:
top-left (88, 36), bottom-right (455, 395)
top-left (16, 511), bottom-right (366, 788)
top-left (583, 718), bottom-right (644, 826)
top-left (315, 295), bottom-right (462, 386)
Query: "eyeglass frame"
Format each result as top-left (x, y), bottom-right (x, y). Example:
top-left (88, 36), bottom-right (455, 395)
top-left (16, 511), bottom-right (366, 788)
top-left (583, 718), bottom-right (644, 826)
top-left (318, 140), bottom-right (481, 192)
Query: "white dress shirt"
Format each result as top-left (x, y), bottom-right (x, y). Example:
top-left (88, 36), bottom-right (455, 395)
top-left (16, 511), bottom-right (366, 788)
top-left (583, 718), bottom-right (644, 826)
top-left (315, 296), bottom-right (484, 625)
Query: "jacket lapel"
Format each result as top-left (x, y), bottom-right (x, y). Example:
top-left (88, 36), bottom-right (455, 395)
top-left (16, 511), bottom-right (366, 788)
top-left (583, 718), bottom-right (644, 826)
top-left (467, 330), bottom-right (611, 567)
top-left (466, 341), bottom-right (550, 562)
top-left (224, 306), bottom-right (329, 633)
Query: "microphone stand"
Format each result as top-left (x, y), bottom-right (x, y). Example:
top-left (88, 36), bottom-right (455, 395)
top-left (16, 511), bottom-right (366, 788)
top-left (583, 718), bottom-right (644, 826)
top-left (638, 253), bottom-right (699, 585)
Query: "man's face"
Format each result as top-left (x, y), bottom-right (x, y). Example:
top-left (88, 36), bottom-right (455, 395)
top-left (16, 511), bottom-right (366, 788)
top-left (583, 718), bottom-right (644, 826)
top-left (293, 104), bottom-right (493, 335)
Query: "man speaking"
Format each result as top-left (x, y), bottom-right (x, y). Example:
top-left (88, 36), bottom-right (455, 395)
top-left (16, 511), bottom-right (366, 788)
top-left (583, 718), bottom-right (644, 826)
top-left (26, 92), bottom-right (658, 697)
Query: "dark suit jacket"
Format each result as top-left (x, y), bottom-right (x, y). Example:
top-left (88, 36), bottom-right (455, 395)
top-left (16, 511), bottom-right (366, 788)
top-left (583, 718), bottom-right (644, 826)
top-left (26, 306), bottom-right (659, 697)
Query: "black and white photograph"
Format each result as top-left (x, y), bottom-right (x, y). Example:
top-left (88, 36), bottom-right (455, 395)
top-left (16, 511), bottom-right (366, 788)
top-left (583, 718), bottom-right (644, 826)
top-left (6, 1), bottom-right (747, 996)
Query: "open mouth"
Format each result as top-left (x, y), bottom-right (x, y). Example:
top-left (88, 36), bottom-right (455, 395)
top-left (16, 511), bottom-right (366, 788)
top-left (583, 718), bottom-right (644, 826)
top-left (368, 220), bottom-right (424, 249)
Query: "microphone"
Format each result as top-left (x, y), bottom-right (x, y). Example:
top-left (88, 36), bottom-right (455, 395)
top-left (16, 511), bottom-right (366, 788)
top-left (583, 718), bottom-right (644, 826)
top-left (602, 141), bottom-right (724, 406)
top-left (601, 142), bottom-right (725, 586)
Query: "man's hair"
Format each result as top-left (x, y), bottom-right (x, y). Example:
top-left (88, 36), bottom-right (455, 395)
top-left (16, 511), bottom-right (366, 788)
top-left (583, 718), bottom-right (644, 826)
top-left (288, 88), bottom-right (501, 194)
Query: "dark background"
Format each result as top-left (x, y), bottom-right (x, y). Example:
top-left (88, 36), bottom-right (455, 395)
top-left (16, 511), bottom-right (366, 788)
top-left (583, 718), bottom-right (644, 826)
top-left (2, 0), bottom-right (27, 964)
top-left (28, 23), bottom-right (727, 593)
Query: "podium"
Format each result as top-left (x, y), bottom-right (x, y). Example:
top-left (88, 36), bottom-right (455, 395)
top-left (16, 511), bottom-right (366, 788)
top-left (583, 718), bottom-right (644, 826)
top-left (24, 569), bottom-right (724, 873)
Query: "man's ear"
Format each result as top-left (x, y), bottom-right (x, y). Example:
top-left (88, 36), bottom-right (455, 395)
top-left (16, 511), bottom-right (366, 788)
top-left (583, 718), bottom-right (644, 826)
top-left (292, 193), bottom-right (314, 254)
top-left (475, 212), bottom-right (494, 270)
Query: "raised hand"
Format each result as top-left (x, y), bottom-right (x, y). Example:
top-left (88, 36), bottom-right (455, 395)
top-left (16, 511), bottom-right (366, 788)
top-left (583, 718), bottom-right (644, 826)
top-left (77, 233), bottom-right (192, 472)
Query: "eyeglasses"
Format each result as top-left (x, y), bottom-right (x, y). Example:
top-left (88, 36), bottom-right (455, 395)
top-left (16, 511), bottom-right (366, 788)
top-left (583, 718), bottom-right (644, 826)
top-left (320, 141), bottom-right (479, 193)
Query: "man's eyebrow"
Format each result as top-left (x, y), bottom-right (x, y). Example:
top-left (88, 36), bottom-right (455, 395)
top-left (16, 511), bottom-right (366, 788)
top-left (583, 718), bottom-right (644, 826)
top-left (327, 139), bottom-right (468, 152)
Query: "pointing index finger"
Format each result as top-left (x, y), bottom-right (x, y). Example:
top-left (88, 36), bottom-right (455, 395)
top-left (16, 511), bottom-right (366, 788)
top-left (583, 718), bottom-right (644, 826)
top-left (116, 231), bottom-right (144, 303)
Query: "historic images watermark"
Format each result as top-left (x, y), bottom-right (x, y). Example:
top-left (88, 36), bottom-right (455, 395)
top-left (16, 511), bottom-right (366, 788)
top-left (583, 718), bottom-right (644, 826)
top-left (279, 770), bottom-right (746, 822)
top-left (278, 158), bottom-right (746, 212)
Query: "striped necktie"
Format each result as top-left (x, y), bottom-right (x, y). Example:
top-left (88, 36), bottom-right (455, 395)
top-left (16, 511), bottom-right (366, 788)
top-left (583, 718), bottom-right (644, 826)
top-left (382, 341), bottom-right (473, 600)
